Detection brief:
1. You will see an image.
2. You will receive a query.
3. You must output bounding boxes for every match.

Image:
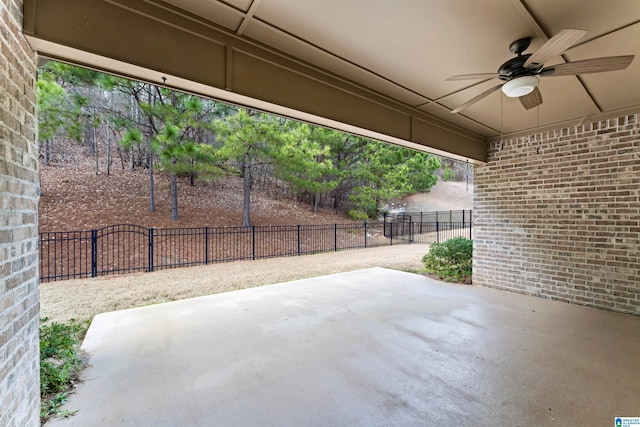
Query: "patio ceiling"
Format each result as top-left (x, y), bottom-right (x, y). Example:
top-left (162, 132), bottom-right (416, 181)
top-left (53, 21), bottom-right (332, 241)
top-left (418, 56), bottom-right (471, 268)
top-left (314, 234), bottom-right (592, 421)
top-left (24, 1), bottom-right (640, 163)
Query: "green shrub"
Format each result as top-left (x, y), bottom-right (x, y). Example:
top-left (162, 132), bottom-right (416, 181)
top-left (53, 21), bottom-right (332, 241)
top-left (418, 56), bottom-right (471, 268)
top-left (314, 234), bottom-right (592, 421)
top-left (348, 209), bottom-right (370, 221)
top-left (442, 167), bottom-right (456, 181)
top-left (40, 318), bottom-right (88, 423)
top-left (421, 237), bottom-right (472, 282)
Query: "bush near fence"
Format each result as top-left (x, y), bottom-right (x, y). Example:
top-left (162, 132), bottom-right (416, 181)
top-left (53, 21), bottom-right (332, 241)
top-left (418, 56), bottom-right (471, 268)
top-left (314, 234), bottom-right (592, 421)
top-left (39, 211), bottom-right (473, 282)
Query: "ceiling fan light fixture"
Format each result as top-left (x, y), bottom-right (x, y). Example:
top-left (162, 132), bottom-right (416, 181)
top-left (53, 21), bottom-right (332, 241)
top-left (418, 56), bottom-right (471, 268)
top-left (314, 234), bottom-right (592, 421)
top-left (502, 76), bottom-right (539, 97)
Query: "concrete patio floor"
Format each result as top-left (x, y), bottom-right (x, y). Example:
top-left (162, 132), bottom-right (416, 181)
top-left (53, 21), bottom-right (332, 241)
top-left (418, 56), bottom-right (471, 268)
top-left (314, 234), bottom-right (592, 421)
top-left (48, 268), bottom-right (640, 426)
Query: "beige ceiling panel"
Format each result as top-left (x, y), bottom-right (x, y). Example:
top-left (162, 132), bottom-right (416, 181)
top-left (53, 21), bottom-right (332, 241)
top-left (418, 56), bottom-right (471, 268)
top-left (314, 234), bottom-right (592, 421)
top-left (242, 20), bottom-right (430, 107)
top-left (562, 26), bottom-right (640, 112)
top-left (232, 50), bottom-right (412, 140)
top-left (219, 0), bottom-right (254, 13)
top-left (252, 0), bottom-right (541, 99)
top-left (163, 0), bottom-right (244, 31)
top-left (524, 0), bottom-right (640, 39)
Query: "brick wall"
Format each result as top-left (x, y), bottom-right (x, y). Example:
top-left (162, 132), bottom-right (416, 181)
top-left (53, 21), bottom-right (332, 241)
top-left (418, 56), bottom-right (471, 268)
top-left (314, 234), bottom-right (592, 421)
top-left (0, 0), bottom-right (40, 425)
top-left (474, 114), bottom-right (640, 315)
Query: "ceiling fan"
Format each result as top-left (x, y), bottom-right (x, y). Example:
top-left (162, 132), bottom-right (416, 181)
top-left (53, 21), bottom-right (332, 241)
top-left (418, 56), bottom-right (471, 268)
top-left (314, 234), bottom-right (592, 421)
top-left (447, 29), bottom-right (635, 114)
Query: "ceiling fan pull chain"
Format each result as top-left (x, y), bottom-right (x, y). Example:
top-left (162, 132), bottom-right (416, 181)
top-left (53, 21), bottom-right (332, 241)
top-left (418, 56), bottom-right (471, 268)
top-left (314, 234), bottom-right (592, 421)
top-left (536, 103), bottom-right (541, 155)
top-left (500, 93), bottom-right (504, 149)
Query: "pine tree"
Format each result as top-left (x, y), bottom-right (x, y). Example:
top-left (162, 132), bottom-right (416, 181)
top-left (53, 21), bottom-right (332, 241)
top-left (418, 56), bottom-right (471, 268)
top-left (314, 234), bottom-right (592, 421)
top-left (214, 109), bottom-right (287, 227)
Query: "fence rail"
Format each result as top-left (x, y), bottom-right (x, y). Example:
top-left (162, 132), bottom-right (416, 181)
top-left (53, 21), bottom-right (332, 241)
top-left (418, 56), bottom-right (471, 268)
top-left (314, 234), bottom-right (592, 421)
top-left (39, 210), bottom-right (472, 282)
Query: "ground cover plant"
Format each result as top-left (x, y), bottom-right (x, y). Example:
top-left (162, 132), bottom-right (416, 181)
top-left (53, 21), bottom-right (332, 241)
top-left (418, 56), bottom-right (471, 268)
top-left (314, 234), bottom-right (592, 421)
top-left (421, 237), bottom-right (472, 283)
top-left (40, 318), bottom-right (89, 424)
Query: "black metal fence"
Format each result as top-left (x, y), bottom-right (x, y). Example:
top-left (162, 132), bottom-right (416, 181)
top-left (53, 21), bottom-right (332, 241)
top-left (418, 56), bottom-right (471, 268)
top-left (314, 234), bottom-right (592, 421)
top-left (385, 209), bottom-right (472, 224)
top-left (39, 210), bottom-right (473, 282)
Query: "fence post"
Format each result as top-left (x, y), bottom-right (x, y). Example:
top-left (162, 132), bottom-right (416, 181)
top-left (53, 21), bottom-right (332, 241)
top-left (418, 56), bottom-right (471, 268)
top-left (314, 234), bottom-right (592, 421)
top-left (364, 221), bottom-right (368, 248)
top-left (436, 221), bottom-right (440, 244)
top-left (91, 229), bottom-right (97, 278)
top-left (148, 228), bottom-right (154, 272)
top-left (205, 226), bottom-right (209, 265)
top-left (450, 210), bottom-right (453, 233)
top-left (252, 226), bottom-right (256, 260)
top-left (297, 225), bottom-right (301, 256)
top-left (334, 224), bottom-right (337, 252)
top-left (383, 212), bottom-right (387, 237)
top-left (390, 222), bottom-right (393, 246)
top-left (462, 210), bottom-right (466, 229)
top-left (420, 212), bottom-right (423, 234)
top-left (469, 219), bottom-right (473, 240)
top-left (409, 218), bottom-right (413, 244)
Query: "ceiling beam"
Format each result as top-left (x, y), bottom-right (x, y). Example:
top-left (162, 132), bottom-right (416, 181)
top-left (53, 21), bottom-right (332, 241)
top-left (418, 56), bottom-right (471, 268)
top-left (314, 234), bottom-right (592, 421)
top-left (236, 0), bottom-right (262, 35)
top-left (23, 0), bottom-right (487, 163)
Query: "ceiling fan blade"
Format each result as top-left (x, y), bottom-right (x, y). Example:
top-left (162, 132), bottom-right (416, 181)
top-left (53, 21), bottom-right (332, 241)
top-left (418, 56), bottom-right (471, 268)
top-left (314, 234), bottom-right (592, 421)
top-left (446, 73), bottom-right (501, 81)
top-left (450, 84), bottom-right (503, 114)
top-left (541, 55), bottom-right (635, 77)
top-left (524, 28), bottom-right (587, 68)
top-left (519, 87), bottom-right (543, 110)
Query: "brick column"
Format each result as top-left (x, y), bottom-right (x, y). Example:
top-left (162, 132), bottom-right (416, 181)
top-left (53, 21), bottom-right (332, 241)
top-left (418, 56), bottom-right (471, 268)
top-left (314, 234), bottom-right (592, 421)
top-left (0, 0), bottom-right (40, 425)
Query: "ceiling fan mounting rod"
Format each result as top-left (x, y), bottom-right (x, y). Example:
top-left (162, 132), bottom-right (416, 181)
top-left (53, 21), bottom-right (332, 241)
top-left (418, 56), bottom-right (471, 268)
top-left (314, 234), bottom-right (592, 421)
top-left (509, 37), bottom-right (531, 55)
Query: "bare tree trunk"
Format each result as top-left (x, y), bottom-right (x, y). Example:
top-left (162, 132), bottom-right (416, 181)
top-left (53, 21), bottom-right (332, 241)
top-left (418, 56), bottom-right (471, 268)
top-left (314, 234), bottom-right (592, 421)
top-left (171, 159), bottom-right (178, 221)
top-left (129, 148), bottom-right (135, 171)
top-left (85, 122), bottom-right (94, 154)
top-left (43, 139), bottom-right (51, 166)
top-left (242, 152), bottom-right (252, 228)
top-left (149, 149), bottom-right (155, 212)
top-left (117, 146), bottom-right (125, 170)
top-left (313, 192), bottom-right (319, 214)
top-left (94, 120), bottom-right (99, 175)
top-left (106, 125), bottom-right (112, 176)
top-left (189, 160), bottom-right (196, 186)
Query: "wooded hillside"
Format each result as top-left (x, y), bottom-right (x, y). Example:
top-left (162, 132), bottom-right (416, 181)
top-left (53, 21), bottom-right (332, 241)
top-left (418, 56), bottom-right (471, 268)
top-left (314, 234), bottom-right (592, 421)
top-left (37, 61), bottom-right (472, 229)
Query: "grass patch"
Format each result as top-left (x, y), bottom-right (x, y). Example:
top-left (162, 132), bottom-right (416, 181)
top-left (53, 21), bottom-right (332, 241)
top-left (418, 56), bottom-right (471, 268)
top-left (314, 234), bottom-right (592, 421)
top-left (40, 318), bottom-right (89, 424)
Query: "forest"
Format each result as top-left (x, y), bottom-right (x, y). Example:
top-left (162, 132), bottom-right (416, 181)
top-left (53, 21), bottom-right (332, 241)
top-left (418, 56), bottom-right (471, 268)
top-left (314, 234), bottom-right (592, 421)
top-left (37, 61), bottom-right (471, 227)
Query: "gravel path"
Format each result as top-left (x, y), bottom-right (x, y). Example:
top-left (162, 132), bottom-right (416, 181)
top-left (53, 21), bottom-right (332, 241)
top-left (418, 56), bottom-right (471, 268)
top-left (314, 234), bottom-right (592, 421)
top-left (40, 244), bottom-right (430, 323)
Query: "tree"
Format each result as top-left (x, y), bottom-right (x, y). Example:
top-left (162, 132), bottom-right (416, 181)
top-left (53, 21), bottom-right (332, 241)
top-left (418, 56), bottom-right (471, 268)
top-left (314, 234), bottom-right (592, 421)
top-left (104, 78), bottom-right (221, 220)
top-left (404, 151), bottom-right (441, 192)
top-left (274, 123), bottom-right (338, 213)
top-left (145, 89), bottom-right (220, 220)
top-left (214, 108), bottom-right (286, 227)
top-left (342, 141), bottom-right (440, 219)
top-left (36, 75), bottom-right (86, 165)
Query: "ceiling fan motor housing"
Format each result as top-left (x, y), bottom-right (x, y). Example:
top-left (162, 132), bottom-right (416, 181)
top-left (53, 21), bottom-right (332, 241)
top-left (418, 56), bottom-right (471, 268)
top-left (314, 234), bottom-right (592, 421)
top-left (498, 54), bottom-right (533, 80)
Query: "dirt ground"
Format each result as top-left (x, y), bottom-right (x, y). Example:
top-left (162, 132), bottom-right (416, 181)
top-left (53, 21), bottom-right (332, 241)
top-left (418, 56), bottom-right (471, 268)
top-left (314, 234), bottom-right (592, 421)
top-left (40, 150), bottom-right (474, 231)
top-left (39, 158), bottom-right (350, 231)
top-left (40, 244), bottom-right (430, 323)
